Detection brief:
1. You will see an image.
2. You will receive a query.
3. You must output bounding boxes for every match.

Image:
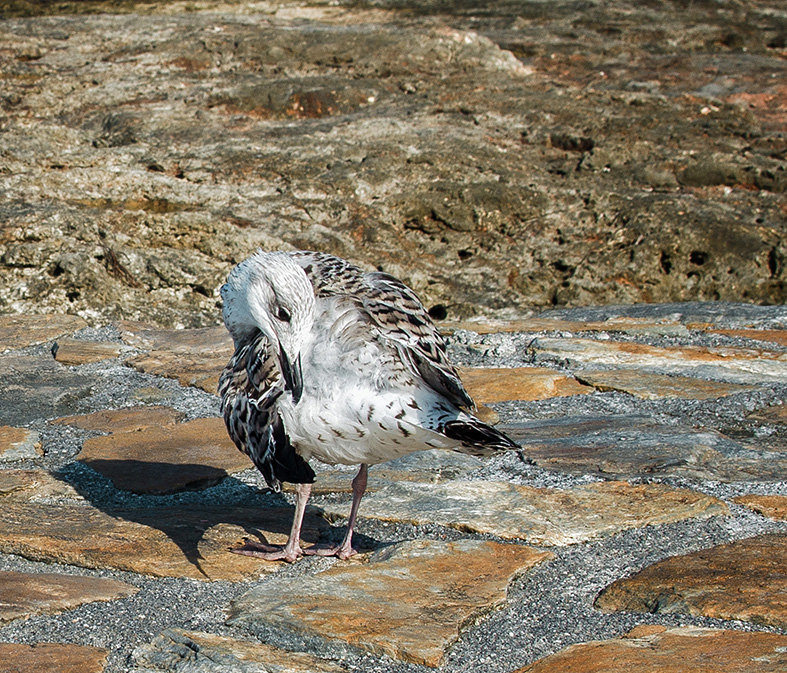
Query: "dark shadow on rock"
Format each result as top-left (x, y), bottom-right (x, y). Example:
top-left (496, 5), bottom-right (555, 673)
top-left (50, 460), bottom-right (383, 577)
top-left (78, 458), bottom-right (230, 495)
top-left (51, 462), bottom-right (316, 578)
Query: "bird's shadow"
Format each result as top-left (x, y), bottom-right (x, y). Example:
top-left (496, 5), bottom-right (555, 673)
top-left (52, 459), bottom-right (380, 577)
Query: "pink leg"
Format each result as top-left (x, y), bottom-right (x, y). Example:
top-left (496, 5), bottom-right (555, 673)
top-left (232, 482), bottom-right (311, 563)
top-left (306, 463), bottom-right (367, 560)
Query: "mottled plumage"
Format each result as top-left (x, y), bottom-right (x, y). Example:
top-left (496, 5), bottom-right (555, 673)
top-left (219, 250), bottom-right (516, 561)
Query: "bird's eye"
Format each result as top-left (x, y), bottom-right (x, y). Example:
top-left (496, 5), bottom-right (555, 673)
top-left (276, 306), bottom-right (291, 322)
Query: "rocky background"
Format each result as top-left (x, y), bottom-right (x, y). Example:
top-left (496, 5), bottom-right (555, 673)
top-left (1, 0), bottom-right (785, 327)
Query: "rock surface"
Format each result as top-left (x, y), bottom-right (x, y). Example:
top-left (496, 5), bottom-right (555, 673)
top-left (516, 626), bottom-right (787, 673)
top-left (596, 534), bottom-right (787, 629)
top-left (0, 570), bottom-right (137, 623)
top-left (0, 426), bottom-right (41, 462)
top-left (0, 642), bottom-right (108, 673)
top-left (0, 1), bottom-right (784, 327)
top-left (508, 416), bottom-right (787, 482)
top-left (76, 416), bottom-right (249, 494)
top-left (133, 629), bottom-right (346, 673)
top-left (228, 539), bottom-right (552, 667)
top-left (324, 480), bottom-right (728, 545)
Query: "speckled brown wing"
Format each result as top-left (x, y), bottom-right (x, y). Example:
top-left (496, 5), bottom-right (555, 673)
top-left (218, 330), bottom-right (315, 490)
top-left (289, 251), bottom-right (474, 410)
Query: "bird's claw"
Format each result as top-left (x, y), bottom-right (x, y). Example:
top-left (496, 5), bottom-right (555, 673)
top-left (230, 538), bottom-right (303, 563)
top-left (303, 544), bottom-right (357, 560)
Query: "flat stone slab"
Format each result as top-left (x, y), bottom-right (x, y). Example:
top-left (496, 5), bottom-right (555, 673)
top-left (575, 369), bottom-right (757, 400)
top-left (52, 337), bottom-right (123, 365)
top-left (119, 321), bottom-right (233, 393)
top-left (54, 406), bottom-right (185, 434)
top-left (505, 415), bottom-right (786, 482)
top-left (0, 426), bottom-right (42, 462)
top-left (0, 570), bottom-right (137, 623)
top-left (516, 626), bottom-right (787, 673)
top-left (733, 495), bottom-right (787, 520)
top-left (529, 337), bottom-right (787, 384)
top-left (0, 354), bottom-right (94, 425)
top-left (323, 480), bottom-right (727, 546)
top-left (0, 642), bottom-right (108, 673)
top-left (0, 471), bottom-right (322, 580)
top-left (133, 628), bottom-right (345, 673)
top-left (458, 366), bottom-right (592, 402)
top-left (0, 469), bottom-right (84, 502)
top-left (596, 533), bottom-right (787, 629)
top-left (0, 314), bottom-right (88, 352)
top-left (228, 538), bottom-right (552, 667)
top-left (76, 416), bottom-right (250, 494)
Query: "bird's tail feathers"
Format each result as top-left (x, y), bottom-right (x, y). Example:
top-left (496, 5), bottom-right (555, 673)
top-left (441, 417), bottom-right (518, 456)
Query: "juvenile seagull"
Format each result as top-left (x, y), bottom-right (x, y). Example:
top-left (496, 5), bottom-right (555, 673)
top-left (219, 250), bottom-right (517, 562)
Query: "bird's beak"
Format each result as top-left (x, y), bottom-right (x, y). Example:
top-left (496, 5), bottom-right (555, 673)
top-left (279, 347), bottom-right (303, 404)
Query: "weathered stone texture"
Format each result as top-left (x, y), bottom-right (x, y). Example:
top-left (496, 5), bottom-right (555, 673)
top-left (120, 322), bottom-right (233, 391)
top-left (0, 570), bottom-right (137, 623)
top-left (0, 471), bottom-right (321, 580)
top-left (574, 369), bottom-right (757, 400)
top-left (0, 354), bottom-right (94, 425)
top-left (0, 500), bottom-right (321, 580)
top-left (516, 626), bottom-right (787, 673)
top-left (596, 534), bottom-right (787, 629)
top-left (133, 628), bottom-right (346, 673)
top-left (458, 366), bottom-right (592, 403)
top-left (0, 642), bottom-right (108, 673)
top-left (76, 416), bottom-right (249, 494)
top-left (0, 314), bottom-right (88, 352)
top-left (52, 337), bottom-right (123, 365)
top-left (323, 480), bottom-right (728, 545)
top-left (1, 2), bottom-right (784, 327)
top-left (529, 338), bottom-right (787, 384)
top-left (507, 416), bottom-right (787, 482)
top-left (0, 426), bottom-right (42, 462)
top-left (733, 495), bottom-right (787, 521)
top-left (229, 538), bottom-right (552, 667)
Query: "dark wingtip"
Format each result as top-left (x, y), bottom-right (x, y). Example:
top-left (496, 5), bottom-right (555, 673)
top-left (441, 418), bottom-right (518, 454)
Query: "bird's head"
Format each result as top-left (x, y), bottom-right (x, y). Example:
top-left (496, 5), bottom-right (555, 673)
top-left (221, 251), bottom-right (315, 403)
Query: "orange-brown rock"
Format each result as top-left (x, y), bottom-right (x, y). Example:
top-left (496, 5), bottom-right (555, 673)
top-left (51, 338), bottom-right (123, 365)
top-left (119, 321), bottom-right (233, 392)
top-left (0, 426), bottom-right (42, 461)
top-left (54, 406), bottom-right (184, 433)
top-left (515, 626), bottom-right (787, 673)
top-left (0, 469), bottom-right (84, 502)
top-left (76, 416), bottom-right (249, 494)
top-left (575, 369), bottom-right (757, 400)
top-left (595, 534), bottom-right (787, 629)
top-left (324, 480), bottom-right (728, 545)
top-left (134, 629), bottom-right (345, 672)
top-left (0, 642), bottom-right (108, 673)
top-left (0, 314), bottom-right (88, 352)
top-left (733, 495), bottom-right (787, 520)
top-left (458, 366), bottom-right (591, 403)
top-left (0, 570), bottom-right (137, 623)
top-left (0, 499), bottom-right (322, 581)
top-left (229, 538), bottom-right (552, 667)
